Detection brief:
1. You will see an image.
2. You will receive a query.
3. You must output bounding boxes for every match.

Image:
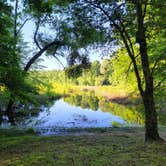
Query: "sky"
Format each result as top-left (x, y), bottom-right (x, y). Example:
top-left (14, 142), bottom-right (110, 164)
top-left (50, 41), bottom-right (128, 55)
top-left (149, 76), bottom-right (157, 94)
top-left (22, 21), bottom-right (67, 70)
top-left (9, 0), bottom-right (63, 70)
top-left (22, 20), bottom-right (103, 71)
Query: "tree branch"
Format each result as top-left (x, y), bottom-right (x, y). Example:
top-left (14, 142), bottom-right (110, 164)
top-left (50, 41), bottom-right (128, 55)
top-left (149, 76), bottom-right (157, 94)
top-left (151, 56), bottom-right (164, 76)
top-left (119, 21), bottom-right (135, 56)
top-left (24, 40), bottom-right (66, 71)
top-left (52, 54), bottom-right (65, 69)
top-left (49, 45), bottom-right (65, 68)
top-left (14, 0), bottom-right (18, 39)
top-left (126, 54), bottom-right (139, 78)
top-left (154, 77), bottom-right (166, 90)
top-left (126, 60), bottom-right (132, 78)
top-left (34, 19), bottom-right (42, 50)
top-left (16, 17), bottom-right (32, 36)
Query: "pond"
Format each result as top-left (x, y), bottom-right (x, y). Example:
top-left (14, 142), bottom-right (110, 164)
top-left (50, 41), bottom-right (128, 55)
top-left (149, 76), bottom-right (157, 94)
top-left (26, 98), bottom-right (126, 135)
top-left (23, 91), bottom-right (146, 135)
top-left (1, 91), bottom-right (165, 135)
top-left (1, 91), bottom-right (154, 135)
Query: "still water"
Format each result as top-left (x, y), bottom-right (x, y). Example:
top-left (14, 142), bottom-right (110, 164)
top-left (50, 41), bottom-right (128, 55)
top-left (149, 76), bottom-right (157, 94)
top-left (27, 98), bottom-right (126, 135)
top-left (1, 91), bottom-right (149, 135)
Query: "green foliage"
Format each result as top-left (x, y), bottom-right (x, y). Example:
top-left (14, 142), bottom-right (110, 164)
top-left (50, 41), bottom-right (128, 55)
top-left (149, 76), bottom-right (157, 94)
top-left (0, 90), bottom-right (10, 110)
top-left (109, 48), bottom-right (139, 92)
top-left (111, 121), bottom-right (122, 128)
top-left (25, 128), bottom-right (35, 134)
top-left (25, 0), bottom-right (54, 17)
top-left (34, 59), bottom-right (110, 87)
top-left (0, 1), bottom-right (31, 101)
top-left (65, 64), bottom-right (83, 79)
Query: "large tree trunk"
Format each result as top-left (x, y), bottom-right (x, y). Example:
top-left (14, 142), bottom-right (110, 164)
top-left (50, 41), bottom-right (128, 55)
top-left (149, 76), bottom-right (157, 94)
top-left (136, 0), bottom-right (163, 142)
top-left (139, 41), bottom-right (162, 142)
top-left (142, 88), bottom-right (161, 141)
top-left (6, 99), bottom-right (15, 125)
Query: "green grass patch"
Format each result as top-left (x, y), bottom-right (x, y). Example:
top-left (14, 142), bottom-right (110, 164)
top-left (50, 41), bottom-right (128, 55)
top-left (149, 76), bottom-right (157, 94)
top-left (0, 128), bottom-right (166, 166)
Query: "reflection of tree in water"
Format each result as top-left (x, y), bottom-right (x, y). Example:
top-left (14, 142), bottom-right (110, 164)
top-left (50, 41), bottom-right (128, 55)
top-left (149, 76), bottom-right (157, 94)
top-left (64, 92), bottom-right (166, 126)
top-left (64, 94), bottom-right (166, 125)
top-left (13, 99), bottom-right (55, 125)
top-left (64, 91), bottom-right (99, 111)
top-left (99, 98), bottom-right (145, 125)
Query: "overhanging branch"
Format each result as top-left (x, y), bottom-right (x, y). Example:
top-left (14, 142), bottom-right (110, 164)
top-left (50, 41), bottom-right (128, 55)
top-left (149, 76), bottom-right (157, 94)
top-left (24, 40), bottom-right (66, 71)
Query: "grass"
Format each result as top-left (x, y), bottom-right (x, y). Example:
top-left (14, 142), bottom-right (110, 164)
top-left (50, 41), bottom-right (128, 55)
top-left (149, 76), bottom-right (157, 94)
top-left (0, 128), bottom-right (166, 166)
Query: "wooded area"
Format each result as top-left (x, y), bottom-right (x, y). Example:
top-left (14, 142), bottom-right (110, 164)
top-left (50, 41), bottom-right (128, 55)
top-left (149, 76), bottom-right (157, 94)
top-left (0, 0), bottom-right (165, 144)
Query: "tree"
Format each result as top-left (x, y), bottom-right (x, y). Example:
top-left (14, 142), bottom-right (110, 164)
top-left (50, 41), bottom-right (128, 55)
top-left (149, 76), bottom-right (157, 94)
top-left (100, 59), bottom-right (112, 85)
top-left (0, 0), bottom-right (29, 124)
top-left (3, 0), bottom-right (69, 124)
top-left (72, 0), bottom-right (165, 142)
top-left (135, 0), bottom-right (161, 142)
top-left (5, 0), bottom-right (99, 123)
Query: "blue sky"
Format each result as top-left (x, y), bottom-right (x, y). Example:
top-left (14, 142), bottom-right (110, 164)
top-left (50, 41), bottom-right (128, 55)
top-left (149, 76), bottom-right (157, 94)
top-left (10, 0), bottom-right (104, 70)
top-left (22, 20), bottom-right (103, 70)
top-left (22, 21), bottom-right (67, 70)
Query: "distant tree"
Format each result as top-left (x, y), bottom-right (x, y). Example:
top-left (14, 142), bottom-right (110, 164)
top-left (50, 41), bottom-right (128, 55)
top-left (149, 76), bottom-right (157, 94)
top-left (91, 61), bottom-right (101, 77)
top-left (100, 59), bottom-right (112, 85)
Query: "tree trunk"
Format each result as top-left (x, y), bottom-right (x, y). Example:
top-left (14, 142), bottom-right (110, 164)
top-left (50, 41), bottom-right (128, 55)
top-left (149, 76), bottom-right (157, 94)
top-left (136, 0), bottom-right (163, 142)
top-left (139, 43), bottom-right (162, 142)
top-left (142, 89), bottom-right (162, 141)
top-left (0, 108), bottom-right (2, 125)
top-left (6, 99), bottom-right (16, 125)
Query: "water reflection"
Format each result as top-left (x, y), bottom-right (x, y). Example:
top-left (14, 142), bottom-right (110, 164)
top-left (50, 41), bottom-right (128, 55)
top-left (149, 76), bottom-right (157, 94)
top-left (64, 91), bottom-right (99, 111)
top-left (1, 91), bottom-right (165, 135)
top-left (99, 98), bottom-right (144, 125)
top-left (0, 101), bottom-right (53, 128)
top-left (27, 99), bottom-right (125, 131)
top-left (26, 91), bottom-right (147, 135)
top-left (64, 92), bottom-right (145, 125)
